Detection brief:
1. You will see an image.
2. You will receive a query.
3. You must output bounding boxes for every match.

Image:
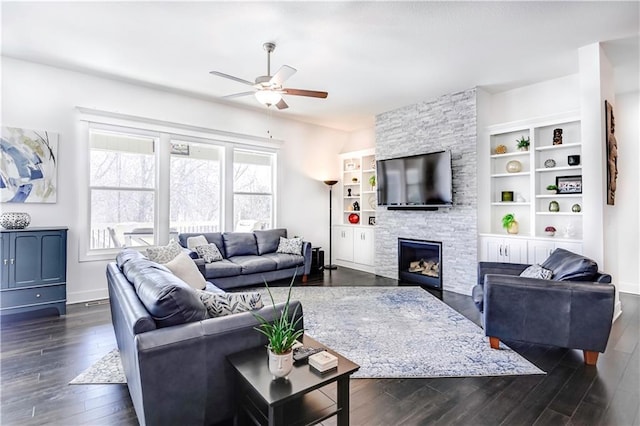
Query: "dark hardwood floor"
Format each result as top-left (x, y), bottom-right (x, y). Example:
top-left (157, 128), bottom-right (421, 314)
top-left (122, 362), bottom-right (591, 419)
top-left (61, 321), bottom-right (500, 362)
top-left (1, 267), bottom-right (638, 425)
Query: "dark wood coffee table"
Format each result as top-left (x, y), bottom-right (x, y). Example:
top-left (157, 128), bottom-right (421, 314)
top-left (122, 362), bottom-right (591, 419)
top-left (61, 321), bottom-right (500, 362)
top-left (228, 335), bottom-right (360, 426)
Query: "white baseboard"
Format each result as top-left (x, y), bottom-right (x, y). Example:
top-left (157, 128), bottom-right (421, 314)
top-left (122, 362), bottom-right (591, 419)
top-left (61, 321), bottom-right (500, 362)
top-left (68, 289), bottom-right (109, 305)
top-left (617, 280), bottom-right (640, 295)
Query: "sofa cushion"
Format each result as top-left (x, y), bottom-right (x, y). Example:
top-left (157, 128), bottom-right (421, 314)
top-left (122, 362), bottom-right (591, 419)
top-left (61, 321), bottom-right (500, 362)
top-left (254, 228), bottom-right (287, 255)
top-left (263, 252), bottom-right (305, 270)
top-left (519, 264), bottom-right (553, 280)
top-left (195, 244), bottom-right (223, 263)
top-left (228, 255), bottom-right (277, 274)
top-left (196, 290), bottom-right (263, 318)
top-left (146, 239), bottom-right (182, 264)
top-left (202, 259), bottom-right (243, 279)
top-left (116, 248), bottom-right (146, 269)
top-left (164, 252), bottom-right (207, 290)
top-left (179, 232), bottom-right (225, 258)
top-left (223, 232), bottom-right (258, 257)
top-left (186, 235), bottom-right (208, 250)
top-left (541, 248), bottom-right (599, 281)
top-left (276, 237), bottom-right (303, 255)
top-left (123, 256), bottom-right (207, 327)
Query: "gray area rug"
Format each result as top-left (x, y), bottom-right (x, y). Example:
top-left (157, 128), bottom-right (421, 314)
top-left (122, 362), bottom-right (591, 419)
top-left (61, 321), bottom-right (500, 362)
top-left (70, 286), bottom-right (543, 384)
top-left (261, 286), bottom-right (544, 378)
top-left (69, 348), bottom-right (126, 384)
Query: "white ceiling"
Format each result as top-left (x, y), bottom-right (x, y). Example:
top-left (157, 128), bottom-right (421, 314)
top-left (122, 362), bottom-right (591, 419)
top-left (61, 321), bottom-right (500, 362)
top-left (2, 1), bottom-right (639, 132)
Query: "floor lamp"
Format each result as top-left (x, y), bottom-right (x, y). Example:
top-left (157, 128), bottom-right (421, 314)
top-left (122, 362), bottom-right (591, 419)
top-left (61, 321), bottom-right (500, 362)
top-left (323, 180), bottom-right (338, 270)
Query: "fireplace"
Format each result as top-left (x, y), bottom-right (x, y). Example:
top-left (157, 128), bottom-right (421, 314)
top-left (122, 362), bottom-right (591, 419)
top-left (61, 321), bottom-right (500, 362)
top-left (398, 238), bottom-right (442, 289)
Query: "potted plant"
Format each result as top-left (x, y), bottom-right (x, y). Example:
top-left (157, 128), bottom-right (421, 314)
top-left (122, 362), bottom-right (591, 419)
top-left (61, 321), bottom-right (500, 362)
top-left (545, 226), bottom-right (556, 237)
top-left (546, 184), bottom-right (558, 194)
top-left (368, 175), bottom-right (376, 190)
top-left (253, 277), bottom-right (303, 380)
top-left (501, 213), bottom-right (519, 234)
top-left (516, 136), bottom-right (530, 151)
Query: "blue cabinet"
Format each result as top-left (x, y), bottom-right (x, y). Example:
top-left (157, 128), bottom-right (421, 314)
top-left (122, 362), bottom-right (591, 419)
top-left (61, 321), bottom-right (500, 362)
top-left (0, 228), bottom-right (67, 317)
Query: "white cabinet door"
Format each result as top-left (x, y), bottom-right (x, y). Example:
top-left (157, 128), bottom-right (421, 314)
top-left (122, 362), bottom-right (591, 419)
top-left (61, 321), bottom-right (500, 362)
top-left (333, 226), bottom-right (354, 262)
top-left (528, 241), bottom-right (555, 264)
top-left (528, 240), bottom-right (583, 264)
top-left (480, 236), bottom-right (527, 263)
top-left (354, 228), bottom-right (375, 265)
top-left (504, 239), bottom-right (528, 263)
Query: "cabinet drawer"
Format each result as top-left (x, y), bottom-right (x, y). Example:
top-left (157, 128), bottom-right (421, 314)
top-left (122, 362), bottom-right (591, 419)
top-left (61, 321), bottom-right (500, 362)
top-left (1, 284), bottom-right (66, 309)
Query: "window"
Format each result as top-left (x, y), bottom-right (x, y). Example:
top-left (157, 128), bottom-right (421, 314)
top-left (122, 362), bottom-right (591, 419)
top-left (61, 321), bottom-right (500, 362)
top-left (89, 130), bottom-right (156, 249)
top-left (170, 141), bottom-right (222, 234)
top-left (83, 112), bottom-right (280, 257)
top-left (233, 149), bottom-right (275, 230)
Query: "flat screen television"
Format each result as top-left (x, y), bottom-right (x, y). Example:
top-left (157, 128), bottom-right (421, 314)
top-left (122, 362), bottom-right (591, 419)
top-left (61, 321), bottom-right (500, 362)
top-left (376, 150), bottom-right (453, 208)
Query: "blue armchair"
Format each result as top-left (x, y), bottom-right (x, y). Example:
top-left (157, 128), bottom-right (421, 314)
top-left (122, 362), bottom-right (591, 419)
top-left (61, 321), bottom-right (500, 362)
top-left (473, 249), bottom-right (615, 365)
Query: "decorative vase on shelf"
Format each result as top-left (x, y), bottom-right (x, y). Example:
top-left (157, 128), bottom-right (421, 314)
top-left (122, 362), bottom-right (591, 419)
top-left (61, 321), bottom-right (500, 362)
top-left (506, 160), bottom-right (522, 173)
top-left (507, 221), bottom-right (519, 235)
top-left (348, 213), bottom-right (360, 224)
top-left (549, 201), bottom-right (560, 212)
top-left (268, 348), bottom-right (293, 380)
top-left (572, 204), bottom-right (582, 212)
top-left (0, 212), bottom-right (31, 229)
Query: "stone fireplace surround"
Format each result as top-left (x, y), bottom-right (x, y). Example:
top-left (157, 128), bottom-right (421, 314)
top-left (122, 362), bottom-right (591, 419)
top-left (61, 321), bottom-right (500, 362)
top-left (374, 89), bottom-right (478, 295)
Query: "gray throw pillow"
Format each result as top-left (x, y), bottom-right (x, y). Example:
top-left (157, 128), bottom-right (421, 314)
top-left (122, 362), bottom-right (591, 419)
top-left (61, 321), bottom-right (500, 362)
top-left (195, 244), bottom-right (223, 263)
top-left (146, 239), bottom-right (182, 264)
top-left (276, 237), bottom-right (303, 255)
top-left (519, 264), bottom-right (553, 280)
top-left (196, 290), bottom-right (264, 318)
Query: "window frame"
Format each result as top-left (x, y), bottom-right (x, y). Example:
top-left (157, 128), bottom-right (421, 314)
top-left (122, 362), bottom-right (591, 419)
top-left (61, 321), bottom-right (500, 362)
top-left (78, 109), bottom-right (282, 261)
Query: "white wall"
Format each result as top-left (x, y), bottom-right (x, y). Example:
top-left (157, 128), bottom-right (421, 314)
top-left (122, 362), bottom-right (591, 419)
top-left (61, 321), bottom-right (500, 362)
top-left (609, 91), bottom-right (639, 294)
top-left (342, 127), bottom-right (375, 153)
top-left (1, 57), bottom-right (348, 303)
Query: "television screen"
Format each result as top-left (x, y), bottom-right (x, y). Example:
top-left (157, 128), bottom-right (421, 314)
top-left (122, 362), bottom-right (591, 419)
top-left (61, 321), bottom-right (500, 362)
top-left (376, 150), bottom-right (453, 207)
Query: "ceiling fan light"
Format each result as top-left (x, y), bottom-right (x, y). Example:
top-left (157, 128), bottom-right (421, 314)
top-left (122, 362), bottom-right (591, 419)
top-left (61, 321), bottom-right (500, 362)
top-left (255, 90), bottom-right (282, 106)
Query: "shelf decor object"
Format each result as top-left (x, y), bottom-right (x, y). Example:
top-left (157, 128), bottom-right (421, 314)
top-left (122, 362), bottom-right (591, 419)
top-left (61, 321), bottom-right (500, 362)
top-left (0, 212), bottom-right (31, 229)
top-left (572, 204), bottom-right (582, 213)
top-left (323, 180), bottom-right (339, 271)
top-left (556, 175), bottom-right (582, 194)
top-left (501, 191), bottom-right (514, 202)
top-left (549, 201), bottom-right (560, 212)
top-left (553, 128), bottom-right (563, 145)
top-left (495, 144), bottom-right (507, 154)
top-left (568, 155), bottom-right (581, 166)
top-left (506, 160), bottom-right (522, 173)
top-left (544, 159), bottom-right (556, 168)
top-left (502, 213), bottom-right (519, 235)
top-left (545, 226), bottom-right (556, 237)
top-left (516, 136), bottom-right (530, 151)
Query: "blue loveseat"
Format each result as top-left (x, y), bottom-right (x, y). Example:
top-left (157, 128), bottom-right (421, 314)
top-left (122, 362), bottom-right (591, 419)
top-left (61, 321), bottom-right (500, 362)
top-left (178, 228), bottom-right (312, 290)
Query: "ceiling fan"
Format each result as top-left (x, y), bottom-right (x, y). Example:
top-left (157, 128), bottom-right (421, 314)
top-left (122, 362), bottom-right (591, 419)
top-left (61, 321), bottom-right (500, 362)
top-left (209, 42), bottom-right (328, 110)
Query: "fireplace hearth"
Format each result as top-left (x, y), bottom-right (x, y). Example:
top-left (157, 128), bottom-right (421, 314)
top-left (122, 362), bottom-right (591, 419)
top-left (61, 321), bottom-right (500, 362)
top-left (398, 238), bottom-right (442, 289)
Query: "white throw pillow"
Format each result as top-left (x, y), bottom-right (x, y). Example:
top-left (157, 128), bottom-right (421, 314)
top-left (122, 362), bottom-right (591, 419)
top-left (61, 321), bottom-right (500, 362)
top-left (164, 252), bottom-right (207, 290)
top-left (519, 264), bottom-right (553, 280)
top-left (196, 290), bottom-right (264, 318)
top-left (186, 235), bottom-right (208, 251)
top-left (146, 239), bottom-right (182, 264)
top-left (276, 237), bottom-right (303, 256)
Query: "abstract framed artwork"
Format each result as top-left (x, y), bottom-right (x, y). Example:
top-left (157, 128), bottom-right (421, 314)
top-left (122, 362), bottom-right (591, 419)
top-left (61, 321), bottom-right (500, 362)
top-left (605, 100), bottom-right (617, 205)
top-left (0, 126), bottom-right (58, 203)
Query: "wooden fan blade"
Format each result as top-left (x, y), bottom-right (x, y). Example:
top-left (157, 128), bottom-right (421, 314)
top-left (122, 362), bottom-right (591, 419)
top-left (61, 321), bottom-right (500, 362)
top-left (283, 88), bottom-right (328, 99)
top-left (275, 98), bottom-right (289, 110)
top-left (270, 65), bottom-right (297, 86)
top-left (209, 70), bottom-right (254, 86)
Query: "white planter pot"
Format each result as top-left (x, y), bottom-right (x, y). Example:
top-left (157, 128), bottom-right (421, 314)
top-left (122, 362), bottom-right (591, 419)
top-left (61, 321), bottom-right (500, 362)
top-left (268, 348), bottom-right (293, 380)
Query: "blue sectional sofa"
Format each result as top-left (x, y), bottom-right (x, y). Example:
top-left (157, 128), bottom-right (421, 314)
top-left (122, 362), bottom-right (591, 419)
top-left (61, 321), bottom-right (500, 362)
top-left (178, 228), bottom-right (312, 290)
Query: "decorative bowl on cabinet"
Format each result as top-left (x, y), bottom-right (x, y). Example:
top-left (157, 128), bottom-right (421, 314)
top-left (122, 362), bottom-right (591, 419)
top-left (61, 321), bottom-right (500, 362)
top-left (0, 212), bottom-right (31, 229)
